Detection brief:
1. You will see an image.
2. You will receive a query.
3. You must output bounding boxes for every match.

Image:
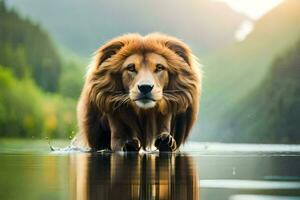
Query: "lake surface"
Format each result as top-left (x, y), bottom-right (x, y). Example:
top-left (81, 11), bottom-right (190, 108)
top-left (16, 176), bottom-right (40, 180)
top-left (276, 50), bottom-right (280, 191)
top-left (0, 139), bottom-right (300, 200)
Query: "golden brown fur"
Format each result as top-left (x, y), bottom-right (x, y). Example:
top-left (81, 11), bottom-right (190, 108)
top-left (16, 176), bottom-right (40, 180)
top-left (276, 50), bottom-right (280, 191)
top-left (75, 33), bottom-right (202, 151)
top-left (70, 154), bottom-right (199, 200)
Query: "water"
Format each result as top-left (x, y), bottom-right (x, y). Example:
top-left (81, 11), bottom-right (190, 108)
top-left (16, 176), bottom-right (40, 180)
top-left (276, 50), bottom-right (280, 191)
top-left (0, 140), bottom-right (300, 200)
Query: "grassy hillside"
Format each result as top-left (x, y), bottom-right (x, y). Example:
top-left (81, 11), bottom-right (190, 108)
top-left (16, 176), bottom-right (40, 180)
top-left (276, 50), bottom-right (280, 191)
top-left (193, 0), bottom-right (300, 140)
top-left (6, 0), bottom-right (247, 56)
top-left (220, 38), bottom-right (300, 143)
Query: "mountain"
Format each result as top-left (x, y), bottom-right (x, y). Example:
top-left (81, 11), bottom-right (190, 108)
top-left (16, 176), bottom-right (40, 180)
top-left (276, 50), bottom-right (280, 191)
top-left (5, 0), bottom-right (248, 56)
top-left (0, 1), bottom-right (77, 138)
top-left (193, 0), bottom-right (300, 141)
top-left (221, 38), bottom-right (300, 143)
top-left (0, 1), bottom-right (62, 92)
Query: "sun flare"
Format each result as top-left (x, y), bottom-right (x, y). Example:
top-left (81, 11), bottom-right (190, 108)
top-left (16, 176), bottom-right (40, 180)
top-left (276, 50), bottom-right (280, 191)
top-left (215, 0), bottom-right (283, 20)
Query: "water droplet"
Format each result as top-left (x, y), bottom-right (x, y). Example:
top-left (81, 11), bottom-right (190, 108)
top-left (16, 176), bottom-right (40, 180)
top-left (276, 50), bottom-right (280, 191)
top-left (232, 167), bottom-right (236, 176)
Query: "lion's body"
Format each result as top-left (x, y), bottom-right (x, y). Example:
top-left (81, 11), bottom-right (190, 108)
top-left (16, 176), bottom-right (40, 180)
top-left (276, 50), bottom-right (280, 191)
top-left (76, 33), bottom-right (202, 151)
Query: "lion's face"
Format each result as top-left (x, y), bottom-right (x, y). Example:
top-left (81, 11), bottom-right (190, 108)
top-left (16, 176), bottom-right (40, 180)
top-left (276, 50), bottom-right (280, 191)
top-left (88, 33), bottom-right (201, 115)
top-left (122, 53), bottom-right (169, 109)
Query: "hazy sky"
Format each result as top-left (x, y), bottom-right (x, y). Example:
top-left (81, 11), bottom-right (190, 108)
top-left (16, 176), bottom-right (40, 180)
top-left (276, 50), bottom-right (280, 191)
top-left (216, 0), bottom-right (283, 20)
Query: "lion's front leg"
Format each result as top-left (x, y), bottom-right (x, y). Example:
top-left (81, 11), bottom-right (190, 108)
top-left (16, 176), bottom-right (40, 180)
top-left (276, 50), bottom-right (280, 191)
top-left (122, 138), bottom-right (141, 152)
top-left (154, 133), bottom-right (177, 152)
top-left (108, 115), bottom-right (141, 152)
top-left (111, 135), bottom-right (141, 152)
top-left (154, 114), bottom-right (177, 152)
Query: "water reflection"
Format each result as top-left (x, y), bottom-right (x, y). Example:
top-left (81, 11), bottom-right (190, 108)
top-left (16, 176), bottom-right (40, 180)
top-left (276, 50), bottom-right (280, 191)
top-left (70, 153), bottom-right (199, 200)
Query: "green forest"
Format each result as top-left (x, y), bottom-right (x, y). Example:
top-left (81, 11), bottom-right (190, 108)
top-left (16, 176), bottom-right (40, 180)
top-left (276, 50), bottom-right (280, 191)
top-left (220, 39), bottom-right (300, 143)
top-left (0, 1), bottom-right (82, 139)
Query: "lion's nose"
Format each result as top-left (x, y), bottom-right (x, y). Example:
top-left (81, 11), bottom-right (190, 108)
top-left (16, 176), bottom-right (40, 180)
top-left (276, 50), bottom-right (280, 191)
top-left (138, 84), bottom-right (154, 95)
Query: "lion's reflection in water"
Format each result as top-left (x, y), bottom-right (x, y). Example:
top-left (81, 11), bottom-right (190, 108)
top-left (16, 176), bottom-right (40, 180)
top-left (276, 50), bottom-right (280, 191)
top-left (70, 153), bottom-right (199, 200)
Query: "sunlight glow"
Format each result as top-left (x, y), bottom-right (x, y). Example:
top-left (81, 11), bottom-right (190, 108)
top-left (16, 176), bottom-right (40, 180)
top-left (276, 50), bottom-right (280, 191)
top-left (215, 0), bottom-right (283, 20)
top-left (235, 20), bottom-right (253, 41)
top-left (214, 0), bottom-right (283, 41)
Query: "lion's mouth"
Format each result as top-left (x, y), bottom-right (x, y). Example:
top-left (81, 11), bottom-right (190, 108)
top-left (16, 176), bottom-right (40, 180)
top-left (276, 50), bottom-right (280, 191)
top-left (134, 96), bottom-right (156, 102)
top-left (133, 95), bottom-right (157, 109)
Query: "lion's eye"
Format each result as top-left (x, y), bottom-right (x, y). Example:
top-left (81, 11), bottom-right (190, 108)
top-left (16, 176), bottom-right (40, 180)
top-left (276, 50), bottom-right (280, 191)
top-left (155, 64), bottom-right (165, 72)
top-left (127, 63), bottom-right (136, 72)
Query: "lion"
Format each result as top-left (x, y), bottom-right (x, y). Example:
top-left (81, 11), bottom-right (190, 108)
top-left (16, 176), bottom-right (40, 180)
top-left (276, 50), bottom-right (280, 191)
top-left (75, 33), bottom-right (202, 152)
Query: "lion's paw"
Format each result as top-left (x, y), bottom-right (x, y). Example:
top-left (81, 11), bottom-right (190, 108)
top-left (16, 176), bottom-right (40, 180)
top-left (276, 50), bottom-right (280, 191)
top-left (154, 133), bottom-right (177, 152)
top-left (123, 138), bottom-right (141, 152)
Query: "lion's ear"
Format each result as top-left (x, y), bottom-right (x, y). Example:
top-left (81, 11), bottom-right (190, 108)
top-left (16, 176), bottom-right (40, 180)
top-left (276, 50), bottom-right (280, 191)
top-left (97, 41), bottom-right (124, 66)
top-left (166, 41), bottom-right (191, 65)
